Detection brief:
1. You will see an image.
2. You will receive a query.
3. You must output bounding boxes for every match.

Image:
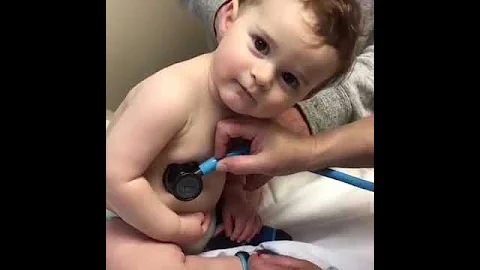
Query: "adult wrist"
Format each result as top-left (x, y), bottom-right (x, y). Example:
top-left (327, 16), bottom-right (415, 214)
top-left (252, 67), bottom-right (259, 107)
top-left (293, 103), bottom-right (312, 135)
top-left (275, 105), bottom-right (311, 136)
top-left (304, 131), bottom-right (337, 171)
top-left (307, 116), bottom-right (374, 170)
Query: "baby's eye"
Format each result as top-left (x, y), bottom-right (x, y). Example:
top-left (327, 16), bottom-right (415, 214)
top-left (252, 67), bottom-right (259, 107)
top-left (253, 36), bottom-right (269, 55)
top-left (281, 72), bottom-right (299, 89)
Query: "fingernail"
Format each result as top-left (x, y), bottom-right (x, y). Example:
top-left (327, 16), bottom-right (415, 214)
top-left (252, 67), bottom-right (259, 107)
top-left (259, 254), bottom-right (271, 259)
top-left (217, 163), bottom-right (227, 172)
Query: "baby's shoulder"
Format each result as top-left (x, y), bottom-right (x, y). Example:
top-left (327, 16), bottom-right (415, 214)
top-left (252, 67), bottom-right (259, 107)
top-left (121, 54), bottom-right (212, 129)
top-left (146, 61), bottom-right (204, 102)
top-left (128, 69), bottom-right (195, 109)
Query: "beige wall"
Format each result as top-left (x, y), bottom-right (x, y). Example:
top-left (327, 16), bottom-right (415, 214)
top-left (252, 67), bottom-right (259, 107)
top-left (106, 0), bottom-right (211, 111)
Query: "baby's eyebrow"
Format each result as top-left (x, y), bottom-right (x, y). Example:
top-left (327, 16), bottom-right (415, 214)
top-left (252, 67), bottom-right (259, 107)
top-left (256, 25), bottom-right (309, 86)
top-left (256, 25), bottom-right (277, 50)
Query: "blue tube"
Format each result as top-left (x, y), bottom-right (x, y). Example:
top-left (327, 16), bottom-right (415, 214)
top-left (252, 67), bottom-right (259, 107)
top-left (199, 144), bottom-right (251, 175)
top-left (311, 168), bottom-right (374, 192)
top-left (199, 144), bottom-right (374, 192)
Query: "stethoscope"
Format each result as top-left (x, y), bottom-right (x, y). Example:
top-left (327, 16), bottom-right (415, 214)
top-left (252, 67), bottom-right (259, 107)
top-left (163, 144), bottom-right (374, 201)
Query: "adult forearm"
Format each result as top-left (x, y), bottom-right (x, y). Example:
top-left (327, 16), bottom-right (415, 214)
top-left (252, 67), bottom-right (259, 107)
top-left (308, 115), bottom-right (374, 170)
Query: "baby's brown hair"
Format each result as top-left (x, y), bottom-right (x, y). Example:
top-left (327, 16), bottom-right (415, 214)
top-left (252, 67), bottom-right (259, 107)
top-left (239, 0), bottom-right (361, 93)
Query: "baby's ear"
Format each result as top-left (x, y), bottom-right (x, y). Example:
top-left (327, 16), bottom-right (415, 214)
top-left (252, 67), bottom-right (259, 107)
top-left (216, 0), bottom-right (239, 42)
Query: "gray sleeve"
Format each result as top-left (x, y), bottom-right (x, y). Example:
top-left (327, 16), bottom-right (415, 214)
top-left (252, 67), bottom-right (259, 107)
top-left (178, 0), bottom-right (227, 49)
top-left (296, 0), bottom-right (374, 134)
top-left (297, 45), bottom-right (374, 133)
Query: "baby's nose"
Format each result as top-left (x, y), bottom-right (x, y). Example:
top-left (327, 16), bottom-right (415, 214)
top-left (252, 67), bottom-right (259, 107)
top-left (250, 61), bottom-right (275, 89)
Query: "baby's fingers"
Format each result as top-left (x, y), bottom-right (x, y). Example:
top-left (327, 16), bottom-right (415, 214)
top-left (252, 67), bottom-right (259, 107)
top-left (237, 215), bottom-right (258, 243)
top-left (250, 215), bottom-right (263, 242)
top-left (231, 216), bottom-right (247, 242)
top-left (201, 212), bottom-right (212, 233)
top-left (222, 208), bottom-right (233, 237)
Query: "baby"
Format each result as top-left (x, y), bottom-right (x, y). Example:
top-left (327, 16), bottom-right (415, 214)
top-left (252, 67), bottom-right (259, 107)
top-left (106, 0), bottom-right (360, 268)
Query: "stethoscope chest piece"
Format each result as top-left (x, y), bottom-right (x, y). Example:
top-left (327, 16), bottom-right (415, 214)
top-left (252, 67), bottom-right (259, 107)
top-left (162, 144), bottom-right (252, 201)
top-left (163, 162), bottom-right (203, 201)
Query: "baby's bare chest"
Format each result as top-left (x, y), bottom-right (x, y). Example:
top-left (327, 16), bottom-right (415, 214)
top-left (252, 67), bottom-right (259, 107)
top-left (146, 111), bottom-right (228, 214)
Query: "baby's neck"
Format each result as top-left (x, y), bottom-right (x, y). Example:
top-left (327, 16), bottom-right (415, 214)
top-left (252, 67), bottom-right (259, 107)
top-left (200, 53), bottom-right (236, 117)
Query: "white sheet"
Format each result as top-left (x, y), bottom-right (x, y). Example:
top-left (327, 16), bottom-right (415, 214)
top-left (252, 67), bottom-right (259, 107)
top-left (256, 169), bottom-right (374, 269)
top-left (201, 240), bottom-right (340, 269)
top-left (201, 215), bottom-right (373, 270)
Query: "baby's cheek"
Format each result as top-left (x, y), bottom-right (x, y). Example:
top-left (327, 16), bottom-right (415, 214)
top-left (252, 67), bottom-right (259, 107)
top-left (214, 51), bottom-right (237, 79)
top-left (263, 92), bottom-right (292, 113)
top-left (221, 42), bottom-right (251, 72)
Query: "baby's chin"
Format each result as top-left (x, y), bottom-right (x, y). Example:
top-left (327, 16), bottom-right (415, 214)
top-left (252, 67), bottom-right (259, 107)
top-left (219, 90), bottom-right (252, 114)
top-left (219, 90), bottom-right (282, 118)
top-left (224, 101), bottom-right (274, 119)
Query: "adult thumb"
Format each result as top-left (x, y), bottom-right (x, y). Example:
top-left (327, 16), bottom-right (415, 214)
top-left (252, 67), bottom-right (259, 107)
top-left (217, 155), bottom-right (265, 175)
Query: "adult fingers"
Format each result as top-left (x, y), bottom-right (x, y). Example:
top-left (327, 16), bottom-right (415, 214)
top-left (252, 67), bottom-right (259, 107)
top-left (217, 154), bottom-right (269, 175)
top-left (214, 117), bottom-right (266, 158)
top-left (258, 254), bottom-right (319, 269)
top-left (249, 253), bottom-right (288, 270)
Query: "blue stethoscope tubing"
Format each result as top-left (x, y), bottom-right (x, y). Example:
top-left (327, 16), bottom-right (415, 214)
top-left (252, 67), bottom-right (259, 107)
top-left (200, 144), bottom-right (374, 192)
top-left (311, 168), bottom-right (374, 192)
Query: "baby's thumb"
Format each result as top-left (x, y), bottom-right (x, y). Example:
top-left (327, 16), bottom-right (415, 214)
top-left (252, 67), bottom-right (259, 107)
top-left (189, 212), bottom-right (205, 221)
top-left (181, 212), bottom-right (204, 224)
top-left (217, 155), bottom-right (264, 175)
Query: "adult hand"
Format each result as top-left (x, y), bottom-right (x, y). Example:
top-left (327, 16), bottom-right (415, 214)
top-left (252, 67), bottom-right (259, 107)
top-left (274, 106), bottom-right (311, 136)
top-left (215, 116), bottom-right (316, 177)
top-left (215, 115), bottom-right (374, 177)
top-left (243, 107), bottom-right (311, 191)
top-left (249, 253), bottom-right (323, 270)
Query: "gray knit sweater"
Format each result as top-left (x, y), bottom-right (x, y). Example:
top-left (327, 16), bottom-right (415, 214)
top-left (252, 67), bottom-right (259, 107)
top-left (179, 0), bottom-right (374, 133)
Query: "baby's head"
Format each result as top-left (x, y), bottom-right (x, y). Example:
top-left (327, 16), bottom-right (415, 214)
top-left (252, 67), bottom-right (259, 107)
top-left (211, 0), bottom-right (361, 118)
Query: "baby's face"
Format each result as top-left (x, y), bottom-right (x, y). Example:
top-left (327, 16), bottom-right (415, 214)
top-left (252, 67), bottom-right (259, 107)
top-left (211, 0), bottom-right (340, 118)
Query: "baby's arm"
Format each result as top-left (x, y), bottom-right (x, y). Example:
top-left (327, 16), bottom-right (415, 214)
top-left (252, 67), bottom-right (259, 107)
top-left (106, 74), bottom-right (203, 244)
top-left (106, 218), bottom-right (244, 270)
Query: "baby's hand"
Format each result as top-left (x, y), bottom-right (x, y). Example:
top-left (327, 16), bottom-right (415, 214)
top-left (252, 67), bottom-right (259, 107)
top-left (222, 192), bottom-right (262, 243)
top-left (177, 212), bottom-right (211, 245)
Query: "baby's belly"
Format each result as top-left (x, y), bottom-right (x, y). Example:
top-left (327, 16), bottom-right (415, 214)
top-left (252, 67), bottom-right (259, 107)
top-left (105, 161), bottom-right (227, 216)
top-left (148, 168), bottom-right (226, 214)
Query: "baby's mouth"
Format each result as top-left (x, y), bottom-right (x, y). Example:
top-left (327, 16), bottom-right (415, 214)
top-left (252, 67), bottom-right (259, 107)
top-left (237, 81), bottom-right (255, 101)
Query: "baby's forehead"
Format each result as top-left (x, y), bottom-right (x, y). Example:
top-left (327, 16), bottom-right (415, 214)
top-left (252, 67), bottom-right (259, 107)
top-left (244, 0), bottom-right (341, 83)
top-left (287, 44), bottom-right (340, 85)
top-left (251, 1), bottom-right (323, 44)
top-left (255, 15), bottom-right (338, 69)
